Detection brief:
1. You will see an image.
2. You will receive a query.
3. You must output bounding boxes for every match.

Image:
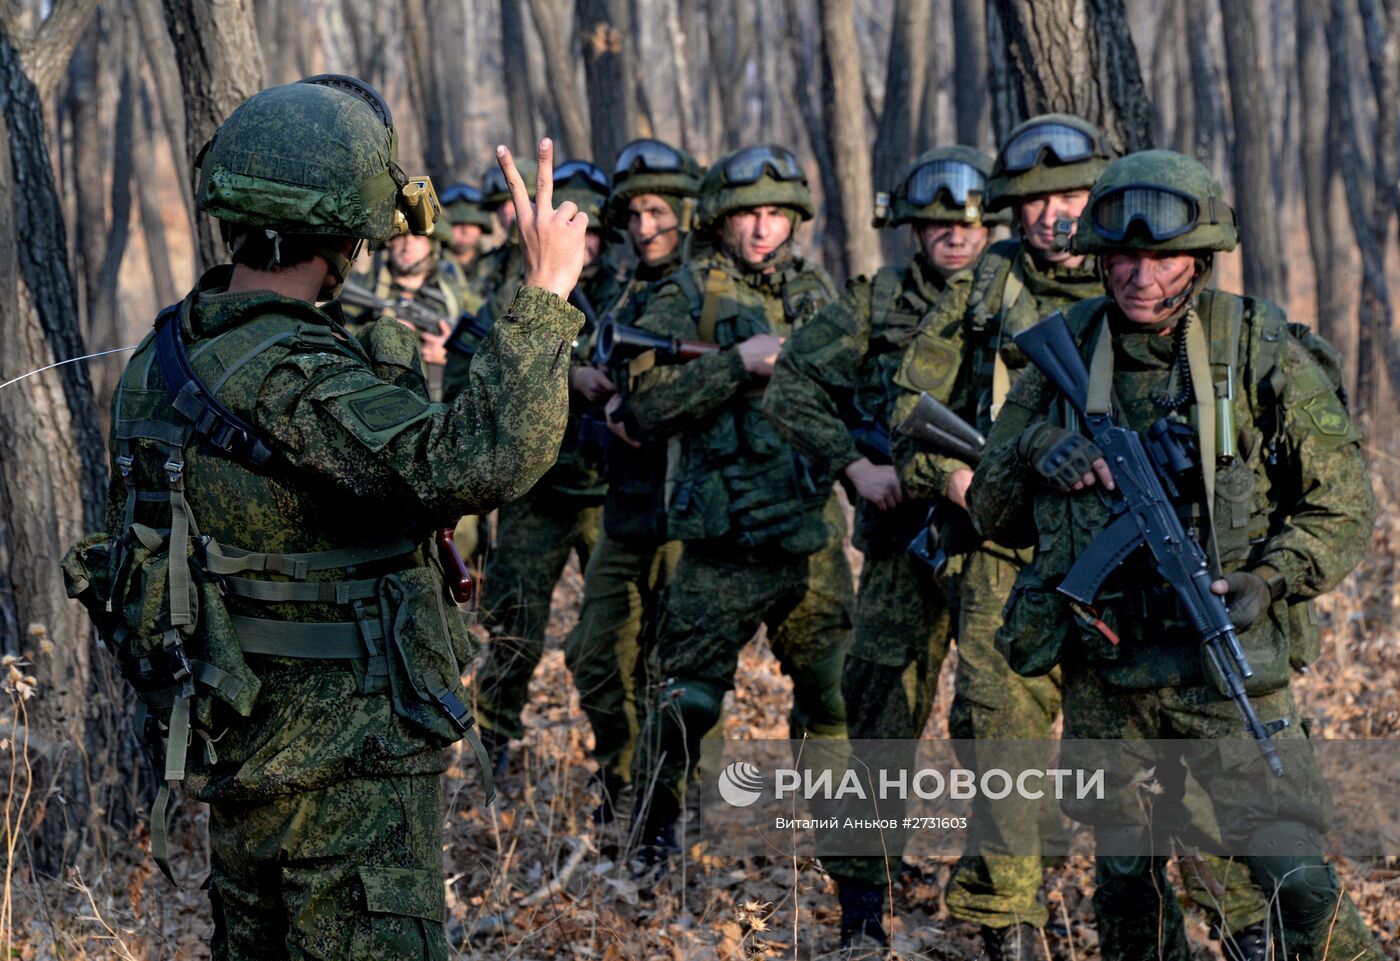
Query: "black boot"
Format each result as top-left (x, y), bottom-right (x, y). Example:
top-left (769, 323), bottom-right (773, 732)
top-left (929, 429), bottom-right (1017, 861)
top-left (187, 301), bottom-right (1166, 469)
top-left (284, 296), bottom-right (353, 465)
top-left (1220, 921), bottom-right (1272, 961)
top-left (835, 877), bottom-right (889, 956)
top-left (979, 923), bottom-right (1039, 961)
top-left (630, 791), bottom-right (680, 880)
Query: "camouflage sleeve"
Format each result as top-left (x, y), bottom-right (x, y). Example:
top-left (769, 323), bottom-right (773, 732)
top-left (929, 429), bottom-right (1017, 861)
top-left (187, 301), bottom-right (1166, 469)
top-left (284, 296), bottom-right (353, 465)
top-left (762, 279), bottom-right (872, 473)
top-left (966, 366), bottom-right (1048, 546)
top-left (1253, 335), bottom-right (1376, 597)
top-left (628, 280), bottom-right (750, 436)
top-left (257, 284), bottom-right (583, 518)
top-left (889, 279), bottom-right (976, 499)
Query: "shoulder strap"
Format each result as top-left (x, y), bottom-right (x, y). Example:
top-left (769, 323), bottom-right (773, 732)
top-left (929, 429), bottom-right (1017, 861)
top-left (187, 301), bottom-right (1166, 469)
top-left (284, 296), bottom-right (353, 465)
top-left (697, 266), bottom-right (734, 343)
top-left (869, 267), bottom-right (905, 337)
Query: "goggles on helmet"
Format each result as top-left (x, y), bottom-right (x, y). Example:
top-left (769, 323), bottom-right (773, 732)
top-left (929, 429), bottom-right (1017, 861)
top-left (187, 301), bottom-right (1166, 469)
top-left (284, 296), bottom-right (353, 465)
top-left (1001, 123), bottom-right (1102, 172)
top-left (614, 139), bottom-right (687, 176)
top-left (439, 183), bottom-right (485, 205)
top-left (554, 160), bottom-right (612, 194)
top-left (1089, 184), bottom-right (1231, 242)
top-left (483, 167), bottom-right (508, 197)
top-left (722, 145), bottom-right (805, 185)
top-left (904, 160), bottom-right (987, 207)
top-left (298, 74), bottom-right (394, 128)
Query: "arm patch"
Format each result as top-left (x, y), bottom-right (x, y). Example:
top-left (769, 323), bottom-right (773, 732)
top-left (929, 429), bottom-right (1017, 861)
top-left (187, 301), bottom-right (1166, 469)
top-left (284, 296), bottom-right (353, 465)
top-left (326, 382), bottom-right (433, 451)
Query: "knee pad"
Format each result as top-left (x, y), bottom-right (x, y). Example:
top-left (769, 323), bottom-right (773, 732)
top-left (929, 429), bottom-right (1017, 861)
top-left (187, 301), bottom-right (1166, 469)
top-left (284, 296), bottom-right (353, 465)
top-left (790, 650), bottom-right (847, 737)
top-left (1093, 825), bottom-right (1160, 890)
top-left (1244, 823), bottom-right (1341, 931)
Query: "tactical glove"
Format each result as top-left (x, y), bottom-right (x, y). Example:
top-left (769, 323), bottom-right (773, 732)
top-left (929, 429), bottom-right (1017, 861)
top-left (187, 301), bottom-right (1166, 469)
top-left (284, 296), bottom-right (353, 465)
top-left (1017, 423), bottom-right (1104, 491)
top-left (1220, 569), bottom-right (1277, 632)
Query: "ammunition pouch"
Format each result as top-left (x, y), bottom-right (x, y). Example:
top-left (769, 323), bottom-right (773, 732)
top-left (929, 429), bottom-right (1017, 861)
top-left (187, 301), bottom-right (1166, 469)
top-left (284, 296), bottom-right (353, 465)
top-left (994, 562), bottom-right (1074, 677)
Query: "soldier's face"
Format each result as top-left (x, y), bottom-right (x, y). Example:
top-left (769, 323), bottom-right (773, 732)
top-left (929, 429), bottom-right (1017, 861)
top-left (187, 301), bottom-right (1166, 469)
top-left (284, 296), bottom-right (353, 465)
top-left (723, 206), bottom-right (793, 269)
top-left (1018, 189), bottom-right (1090, 261)
top-left (497, 200), bottom-right (517, 234)
top-left (915, 222), bottom-right (990, 277)
top-left (628, 193), bottom-right (681, 265)
top-left (450, 223), bottom-right (483, 255)
top-left (387, 233), bottom-right (433, 274)
top-left (1104, 250), bottom-right (1197, 326)
top-left (584, 229), bottom-right (603, 266)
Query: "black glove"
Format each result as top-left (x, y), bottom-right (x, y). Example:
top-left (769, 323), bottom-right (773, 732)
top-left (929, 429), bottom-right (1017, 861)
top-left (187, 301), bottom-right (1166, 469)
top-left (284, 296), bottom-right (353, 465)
top-left (1017, 423), bottom-right (1104, 491)
top-left (1220, 570), bottom-right (1272, 632)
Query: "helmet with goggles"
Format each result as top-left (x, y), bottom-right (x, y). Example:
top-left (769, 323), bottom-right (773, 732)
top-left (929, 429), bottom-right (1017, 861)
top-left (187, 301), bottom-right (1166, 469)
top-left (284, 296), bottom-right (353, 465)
top-left (439, 183), bottom-right (494, 230)
top-left (605, 139), bottom-right (703, 230)
top-left (876, 145), bottom-right (1007, 227)
top-left (1073, 150), bottom-right (1238, 254)
top-left (697, 144), bottom-right (815, 229)
top-left (552, 160), bottom-right (613, 224)
top-left (481, 156), bottom-right (537, 209)
top-left (986, 113), bottom-right (1113, 211)
top-left (197, 74), bottom-right (440, 243)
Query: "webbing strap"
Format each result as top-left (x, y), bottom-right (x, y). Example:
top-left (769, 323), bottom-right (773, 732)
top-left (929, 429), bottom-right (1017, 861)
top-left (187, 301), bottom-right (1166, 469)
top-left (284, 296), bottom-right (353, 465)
top-left (208, 326), bottom-right (303, 396)
top-left (989, 258), bottom-right (1027, 421)
top-left (167, 465), bottom-right (196, 628)
top-left (1087, 321), bottom-right (1114, 416)
top-left (231, 615), bottom-right (381, 659)
top-left (205, 536), bottom-right (417, 580)
top-left (223, 574), bottom-right (383, 604)
top-left (150, 694), bottom-right (191, 885)
top-left (1185, 312), bottom-right (1222, 575)
top-left (116, 418), bottom-right (190, 447)
top-left (465, 725), bottom-right (496, 806)
top-left (697, 268), bottom-right (731, 343)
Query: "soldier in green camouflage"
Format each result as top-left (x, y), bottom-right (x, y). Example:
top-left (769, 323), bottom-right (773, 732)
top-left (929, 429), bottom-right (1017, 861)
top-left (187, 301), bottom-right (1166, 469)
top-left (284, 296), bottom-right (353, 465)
top-left (467, 160), bottom-right (628, 770)
top-left (763, 146), bottom-right (998, 951)
top-left (969, 149), bottom-right (1379, 961)
top-left (462, 158), bottom-right (537, 326)
top-left (438, 182), bottom-right (496, 313)
top-left (344, 222), bottom-right (460, 371)
top-left (76, 75), bottom-right (588, 960)
top-left (623, 144), bottom-right (853, 870)
top-left (560, 140), bottom-right (703, 821)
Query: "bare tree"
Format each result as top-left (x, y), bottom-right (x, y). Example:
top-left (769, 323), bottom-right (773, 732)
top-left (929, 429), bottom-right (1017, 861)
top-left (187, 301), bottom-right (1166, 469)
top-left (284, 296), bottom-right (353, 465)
top-left (501, 0), bottom-right (537, 149)
top-left (873, 0), bottom-right (932, 262)
top-left (991, 0), bottom-right (1154, 151)
top-left (1219, 0), bottom-right (1289, 304)
top-left (161, 0), bottom-right (266, 273)
top-left (1297, 0), bottom-right (1348, 346)
top-left (133, 0), bottom-right (194, 226)
top-left (706, 0), bottom-right (754, 151)
top-left (953, 0), bottom-right (990, 146)
top-left (818, 0), bottom-right (879, 282)
top-left (527, 0), bottom-right (591, 157)
top-left (578, 0), bottom-right (636, 164)
top-left (1184, 0), bottom-right (1222, 169)
top-left (0, 1), bottom-right (119, 874)
top-left (985, 0), bottom-right (1021, 142)
top-left (137, 82), bottom-right (180, 308)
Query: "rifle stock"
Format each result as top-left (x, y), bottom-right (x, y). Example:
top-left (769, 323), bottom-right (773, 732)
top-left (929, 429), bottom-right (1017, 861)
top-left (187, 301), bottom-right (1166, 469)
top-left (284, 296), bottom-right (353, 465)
top-left (896, 393), bottom-right (986, 466)
top-left (339, 280), bottom-right (449, 334)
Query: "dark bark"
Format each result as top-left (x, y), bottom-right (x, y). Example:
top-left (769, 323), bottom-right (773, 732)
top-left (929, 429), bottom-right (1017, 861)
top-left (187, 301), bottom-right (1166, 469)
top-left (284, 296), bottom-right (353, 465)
top-left (137, 81), bottom-right (179, 309)
top-left (992, 0), bottom-right (1154, 151)
top-left (578, 0), bottom-right (636, 164)
top-left (526, 0), bottom-right (590, 158)
top-left (818, 0), bottom-right (878, 283)
top-left (1219, 0), bottom-right (1290, 305)
top-left (0, 23), bottom-right (115, 873)
top-left (985, 0), bottom-right (1022, 143)
top-left (785, 0), bottom-right (842, 272)
top-left (500, 0), bottom-right (536, 150)
top-left (706, 0), bottom-right (753, 151)
top-left (134, 0), bottom-right (193, 225)
top-left (953, 0), bottom-right (989, 147)
top-left (64, 18), bottom-right (103, 341)
top-left (1184, 0), bottom-right (1220, 168)
top-left (1297, 0), bottom-right (1346, 346)
top-left (875, 0), bottom-right (932, 262)
top-left (161, 0), bottom-right (266, 273)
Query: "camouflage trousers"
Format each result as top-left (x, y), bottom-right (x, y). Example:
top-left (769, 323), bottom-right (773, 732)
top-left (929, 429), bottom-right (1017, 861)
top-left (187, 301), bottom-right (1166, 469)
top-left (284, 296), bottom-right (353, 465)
top-left (563, 531), bottom-right (682, 781)
top-left (1062, 669), bottom-right (1378, 961)
top-left (633, 507), bottom-right (854, 817)
top-left (208, 774), bottom-right (447, 961)
top-left (822, 550), bottom-right (952, 888)
top-left (473, 492), bottom-right (602, 740)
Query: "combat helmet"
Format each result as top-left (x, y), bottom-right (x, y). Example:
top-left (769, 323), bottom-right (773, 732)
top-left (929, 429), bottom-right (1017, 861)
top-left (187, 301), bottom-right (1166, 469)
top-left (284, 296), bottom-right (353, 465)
top-left (552, 160), bottom-right (613, 225)
top-left (877, 145), bottom-right (1007, 227)
top-left (697, 144), bottom-right (815, 231)
top-left (439, 183), bottom-right (494, 230)
top-left (605, 139), bottom-right (704, 231)
top-left (985, 113), bottom-right (1113, 212)
top-left (1073, 150), bottom-right (1238, 255)
top-left (482, 156), bottom-right (537, 209)
top-left (197, 75), bottom-right (438, 244)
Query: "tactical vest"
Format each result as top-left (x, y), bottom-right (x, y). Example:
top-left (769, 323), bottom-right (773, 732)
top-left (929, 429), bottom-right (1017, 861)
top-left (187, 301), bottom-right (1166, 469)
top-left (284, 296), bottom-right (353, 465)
top-left (664, 254), bottom-right (836, 553)
top-left (62, 290), bottom-right (489, 880)
top-left (996, 290), bottom-right (1345, 691)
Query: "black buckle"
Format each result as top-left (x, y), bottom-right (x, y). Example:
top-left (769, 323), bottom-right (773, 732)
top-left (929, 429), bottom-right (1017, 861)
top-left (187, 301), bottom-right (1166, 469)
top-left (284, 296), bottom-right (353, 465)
top-left (433, 690), bottom-right (475, 734)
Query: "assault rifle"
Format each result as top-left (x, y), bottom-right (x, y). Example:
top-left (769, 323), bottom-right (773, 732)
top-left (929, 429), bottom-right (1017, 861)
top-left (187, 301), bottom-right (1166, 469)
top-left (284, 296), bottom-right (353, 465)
top-left (593, 317), bottom-right (719, 368)
top-left (896, 393), bottom-right (986, 576)
top-left (1014, 312), bottom-right (1288, 776)
top-left (339, 280), bottom-right (452, 334)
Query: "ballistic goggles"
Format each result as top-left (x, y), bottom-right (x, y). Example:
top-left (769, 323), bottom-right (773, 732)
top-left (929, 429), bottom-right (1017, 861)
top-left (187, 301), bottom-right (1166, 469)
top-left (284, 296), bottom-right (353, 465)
top-left (1090, 185), bottom-right (1233, 242)
top-left (554, 160), bottom-right (612, 194)
top-left (904, 160), bottom-right (987, 207)
top-left (614, 139), bottom-right (688, 176)
top-left (722, 145), bottom-right (806, 185)
top-left (1001, 122), bottom-right (1105, 172)
top-left (439, 183), bottom-right (485, 206)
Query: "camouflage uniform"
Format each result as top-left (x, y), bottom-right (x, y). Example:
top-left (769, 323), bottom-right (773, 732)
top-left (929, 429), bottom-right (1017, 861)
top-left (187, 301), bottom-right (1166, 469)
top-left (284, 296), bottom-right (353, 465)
top-left (71, 79), bottom-right (581, 960)
top-left (563, 141), bottom-right (705, 798)
top-left (628, 146), bottom-right (853, 852)
top-left (970, 151), bottom-right (1378, 960)
top-left (439, 182), bottom-right (496, 314)
top-left (764, 148), bottom-right (1001, 927)
top-left (468, 164), bottom-right (629, 751)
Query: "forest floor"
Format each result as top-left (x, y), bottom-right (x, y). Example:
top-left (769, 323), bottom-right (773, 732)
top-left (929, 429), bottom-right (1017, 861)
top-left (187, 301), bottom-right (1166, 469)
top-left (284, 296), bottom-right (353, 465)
top-left (7, 477), bottom-right (1400, 960)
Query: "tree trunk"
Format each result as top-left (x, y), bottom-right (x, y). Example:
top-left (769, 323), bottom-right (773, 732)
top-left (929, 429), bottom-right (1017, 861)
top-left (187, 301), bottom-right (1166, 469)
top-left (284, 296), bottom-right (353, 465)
top-left (665, 0), bottom-right (695, 151)
top-left (134, 0), bottom-right (194, 226)
top-left (526, 0), bottom-right (590, 158)
top-left (985, 0), bottom-right (1022, 143)
top-left (953, 0), bottom-right (989, 147)
top-left (992, 0), bottom-right (1154, 151)
top-left (706, 0), bottom-right (753, 151)
top-left (1184, 0), bottom-right (1220, 169)
top-left (161, 0), bottom-right (266, 274)
top-left (785, 0), bottom-right (842, 272)
top-left (501, 0), bottom-right (537, 150)
top-left (1297, 0), bottom-right (1346, 346)
top-left (137, 81), bottom-right (180, 309)
top-left (1219, 0), bottom-right (1289, 305)
top-left (578, 0), bottom-right (635, 164)
top-left (874, 0), bottom-right (931, 262)
top-left (818, 0), bottom-right (878, 284)
top-left (0, 22), bottom-right (116, 874)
